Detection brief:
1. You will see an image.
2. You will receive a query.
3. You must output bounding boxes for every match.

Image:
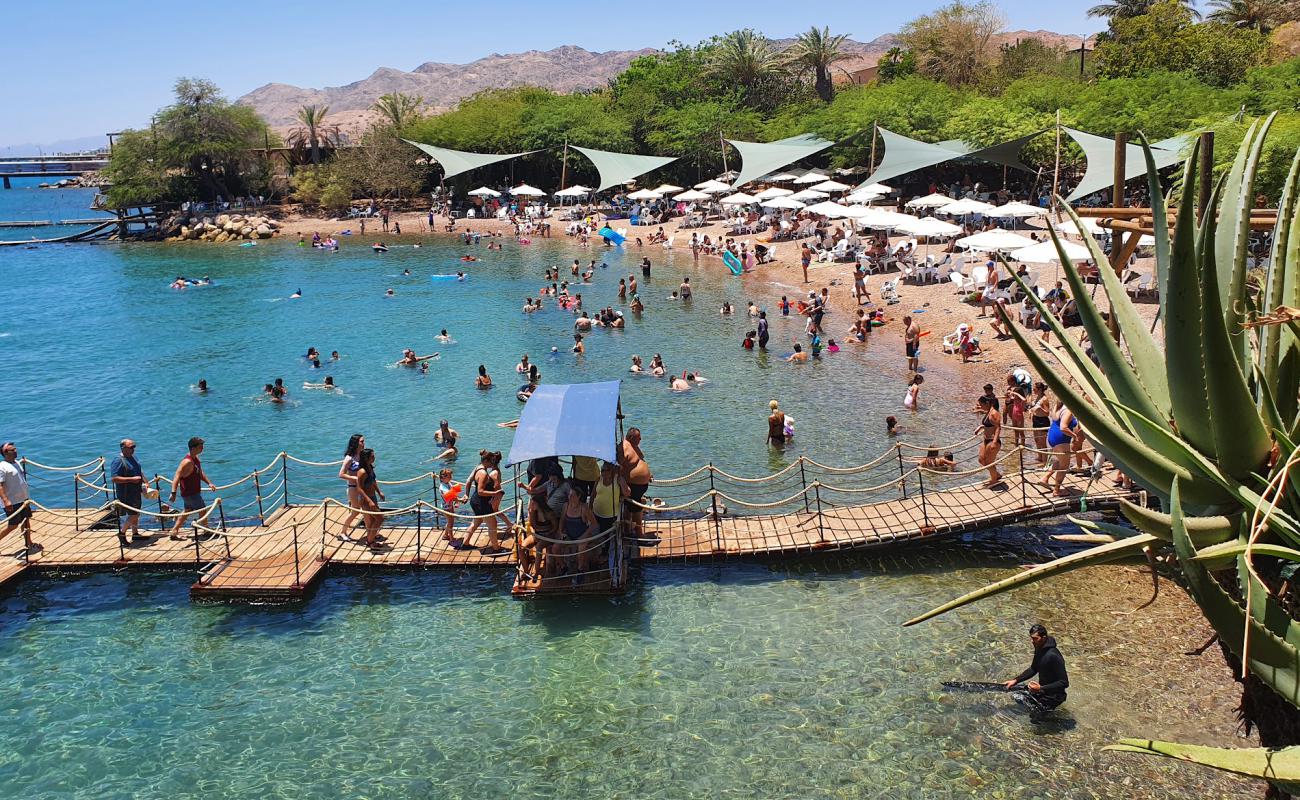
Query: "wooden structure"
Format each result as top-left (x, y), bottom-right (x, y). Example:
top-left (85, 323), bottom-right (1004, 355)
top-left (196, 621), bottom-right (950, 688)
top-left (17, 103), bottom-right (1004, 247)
top-left (0, 439), bottom-right (1140, 603)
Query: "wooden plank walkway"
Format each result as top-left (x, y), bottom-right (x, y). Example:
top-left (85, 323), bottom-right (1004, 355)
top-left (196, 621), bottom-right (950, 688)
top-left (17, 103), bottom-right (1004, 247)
top-left (0, 471), bottom-right (1136, 601)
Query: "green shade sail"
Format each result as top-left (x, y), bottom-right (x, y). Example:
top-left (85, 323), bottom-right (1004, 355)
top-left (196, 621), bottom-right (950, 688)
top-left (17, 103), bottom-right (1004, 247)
top-left (1062, 127), bottom-right (1188, 202)
top-left (571, 146), bottom-right (678, 193)
top-left (402, 140), bottom-right (537, 180)
top-left (728, 134), bottom-right (837, 189)
top-left (861, 128), bottom-right (1045, 189)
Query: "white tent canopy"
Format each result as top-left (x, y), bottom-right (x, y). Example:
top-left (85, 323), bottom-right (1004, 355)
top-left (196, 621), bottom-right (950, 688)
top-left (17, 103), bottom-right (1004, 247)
top-left (896, 216), bottom-right (962, 237)
top-left (673, 189), bottom-right (712, 202)
top-left (467, 186), bottom-right (501, 197)
top-left (956, 229), bottom-right (1038, 252)
top-left (939, 198), bottom-right (996, 215)
top-left (809, 179), bottom-right (852, 193)
top-left (761, 196), bottom-right (806, 210)
top-left (720, 192), bottom-right (759, 205)
top-left (1009, 239), bottom-right (1092, 264)
top-left (511, 184), bottom-right (547, 196)
top-left (905, 193), bottom-right (954, 208)
top-left (989, 200), bottom-right (1043, 218)
top-left (753, 187), bottom-right (794, 200)
top-left (790, 189), bottom-right (829, 201)
top-left (572, 145), bottom-right (678, 193)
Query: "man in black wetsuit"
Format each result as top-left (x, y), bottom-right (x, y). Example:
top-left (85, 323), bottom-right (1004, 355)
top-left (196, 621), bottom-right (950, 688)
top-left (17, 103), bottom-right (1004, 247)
top-left (1003, 624), bottom-right (1069, 713)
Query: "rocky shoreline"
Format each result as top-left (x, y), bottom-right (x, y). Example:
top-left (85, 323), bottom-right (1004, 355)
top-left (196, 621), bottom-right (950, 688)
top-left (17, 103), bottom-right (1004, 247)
top-left (163, 211), bottom-right (282, 243)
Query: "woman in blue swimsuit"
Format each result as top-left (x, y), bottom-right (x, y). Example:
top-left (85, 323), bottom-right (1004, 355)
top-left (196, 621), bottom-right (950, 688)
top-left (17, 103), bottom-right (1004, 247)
top-left (1041, 401), bottom-right (1077, 496)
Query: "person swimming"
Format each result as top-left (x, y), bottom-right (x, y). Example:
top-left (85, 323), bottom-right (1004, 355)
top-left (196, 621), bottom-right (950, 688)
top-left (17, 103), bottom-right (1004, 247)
top-left (290, 288), bottom-right (302, 299)
top-left (402, 269), bottom-right (411, 276)
top-left (650, 354), bottom-right (665, 377)
top-left (629, 354), bottom-right (643, 374)
top-left (456, 272), bottom-right (466, 281)
top-left (434, 420), bottom-right (459, 460)
top-left (385, 288), bottom-right (395, 297)
top-left (196, 379), bottom-right (209, 394)
top-left (436, 329), bottom-right (453, 343)
top-left (397, 349), bottom-right (438, 367)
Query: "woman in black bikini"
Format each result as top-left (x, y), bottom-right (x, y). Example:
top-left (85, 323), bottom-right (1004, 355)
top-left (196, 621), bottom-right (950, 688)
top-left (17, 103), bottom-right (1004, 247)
top-left (463, 450), bottom-right (509, 554)
top-left (354, 448), bottom-right (386, 550)
top-left (976, 395), bottom-right (1004, 486)
top-left (1030, 383), bottom-right (1052, 466)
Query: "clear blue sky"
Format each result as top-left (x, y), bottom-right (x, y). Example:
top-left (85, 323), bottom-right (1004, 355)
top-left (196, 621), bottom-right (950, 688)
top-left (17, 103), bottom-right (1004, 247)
top-left (1, 0), bottom-right (1098, 151)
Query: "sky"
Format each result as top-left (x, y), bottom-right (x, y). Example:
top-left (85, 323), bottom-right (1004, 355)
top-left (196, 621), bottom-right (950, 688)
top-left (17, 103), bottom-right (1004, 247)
top-left (1, 0), bottom-right (1098, 152)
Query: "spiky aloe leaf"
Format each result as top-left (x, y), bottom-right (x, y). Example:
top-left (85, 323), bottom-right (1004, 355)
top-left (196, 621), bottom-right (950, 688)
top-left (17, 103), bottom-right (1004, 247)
top-left (1194, 542), bottom-right (1300, 570)
top-left (1057, 255), bottom-right (1171, 436)
top-left (1105, 739), bottom-right (1300, 792)
top-left (1000, 314), bottom-right (1195, 499)
top-left (1170, 481), bottom-right (1300, 704)
top-left (1261, 146), bottom-right (1300, 400)
top-left (1102, 399), bottom-right (1236, 509)
top-left (1217, 116), bottom-right (1273, 370)
top-left (903, 533), bottom-right (1159, 626)
top-left (1137, 134), bottom-right (1173, 305)
top-left (1116, 497), bottom-right (1236, 546)
top-left (1055, 202), bottom-right (1170, 417)
top-left (1198, 192), bottom-right (1274, 481)
top-left (1165, 149), bottom-right (1218, 458)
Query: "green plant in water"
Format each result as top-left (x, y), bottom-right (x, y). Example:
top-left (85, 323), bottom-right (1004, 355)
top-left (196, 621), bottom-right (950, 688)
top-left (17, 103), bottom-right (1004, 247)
top-left (904, 114), bottom-right (1300, 794)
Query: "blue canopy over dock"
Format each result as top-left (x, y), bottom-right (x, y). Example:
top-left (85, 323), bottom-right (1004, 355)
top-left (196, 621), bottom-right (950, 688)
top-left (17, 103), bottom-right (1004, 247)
top-left (506, 381), bottom-right (621, 466)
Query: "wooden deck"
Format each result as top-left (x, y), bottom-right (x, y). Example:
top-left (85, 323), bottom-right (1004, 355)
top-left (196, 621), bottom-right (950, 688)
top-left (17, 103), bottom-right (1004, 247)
top-left (0, 471), bottom-right (1135, 601)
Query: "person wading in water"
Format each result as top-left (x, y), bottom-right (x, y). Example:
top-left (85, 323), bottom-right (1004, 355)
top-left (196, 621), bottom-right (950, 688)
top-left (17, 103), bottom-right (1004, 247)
top-left (1003, 624), bottom-right (1069, 714)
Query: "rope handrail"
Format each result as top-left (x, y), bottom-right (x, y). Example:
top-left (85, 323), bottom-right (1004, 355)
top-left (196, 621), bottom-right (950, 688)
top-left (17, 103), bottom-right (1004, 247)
top-left (111, 497), bottom-right (220, 521)
top-left (799, 450), bottom-right (904, 473)
top-left (25, 498), bottom-right (114, 517)
top-left (711, 485), bottom-right (822, 510)
top-left (894, 431), bottom-right (986, 452)
top-left (281, 453), bottom-right (346, 468)
top-left (19, 456), bottom-right (105, 473)
top-left (812, 475), bottom-right (910, 495)
top-left (628, 489), bottom-right (717, 513)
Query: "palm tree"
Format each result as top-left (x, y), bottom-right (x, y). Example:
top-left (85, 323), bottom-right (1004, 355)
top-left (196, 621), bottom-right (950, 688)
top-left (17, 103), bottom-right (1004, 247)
top-left (1206, 0), bottom-right (1292, 32)
top-left (708, 30), bottom-right (786, 101)
top-left (371, 93), bottom-right (424, 133)
top-left (294, 104), bottom-right (331, 165)
top-left (785, 26), bottom-right (853, 102)
top-left (1087, 0), bottom-right (1198, 20)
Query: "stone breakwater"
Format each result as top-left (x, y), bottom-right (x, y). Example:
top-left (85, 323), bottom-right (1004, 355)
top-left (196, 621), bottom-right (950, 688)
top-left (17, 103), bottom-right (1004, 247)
top-left (165, 212), bottom-right (281, 243)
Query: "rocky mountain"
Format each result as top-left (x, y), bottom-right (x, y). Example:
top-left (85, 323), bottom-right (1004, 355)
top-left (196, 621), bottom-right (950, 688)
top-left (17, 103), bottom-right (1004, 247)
top-left (239, 31), bottom-right (1091, 135)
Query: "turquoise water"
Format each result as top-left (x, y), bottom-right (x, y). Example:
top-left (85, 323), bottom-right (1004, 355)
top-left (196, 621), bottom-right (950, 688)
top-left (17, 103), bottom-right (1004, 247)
top-left (0, 196), bottom-right (1251, 797)
top-left (0, 234), bottom-right (961, 505)
top-left (0, 181), bottom-right (111, 242)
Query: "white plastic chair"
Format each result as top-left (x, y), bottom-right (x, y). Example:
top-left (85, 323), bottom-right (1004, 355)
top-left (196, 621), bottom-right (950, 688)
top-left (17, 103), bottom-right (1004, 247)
top-left (881, 279), bottom-right (900, 305)
top-left (661, 236), bottom-right (675, 250)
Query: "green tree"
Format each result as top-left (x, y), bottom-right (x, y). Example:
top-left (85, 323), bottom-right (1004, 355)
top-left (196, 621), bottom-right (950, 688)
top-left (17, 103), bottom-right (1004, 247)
top-left (102, 129), bottom-right (169, 208)
top-left (1094, 1), bottom-right (1270, 86)
top-left (1087, 0), bottom-right (1197, 21)
top-left (1206, 0), bottom-right (1296, 33)
top-left (333, 126), bottom-right (427, 200)
top-left (877, 47), bottom-right (918, 82)
top-left (708, 30), bottom-right (788, 108)
top-left (784, 26), bottom-right (853, 102)
top-left (645, 100), bottom-right (761, 178)
top-left (812, 77), bottom-right (969, 164)
top-left (290, 104), bottom-right (335, 165)
top-left (371, 92), bottom-right (424, 133)
top-left (898, 1), bottom-right (1006, 87)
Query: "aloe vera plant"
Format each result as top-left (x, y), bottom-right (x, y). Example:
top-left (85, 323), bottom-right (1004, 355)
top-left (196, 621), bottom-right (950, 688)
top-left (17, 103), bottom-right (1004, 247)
top-left (905, 116), bottom-right (1300, 794)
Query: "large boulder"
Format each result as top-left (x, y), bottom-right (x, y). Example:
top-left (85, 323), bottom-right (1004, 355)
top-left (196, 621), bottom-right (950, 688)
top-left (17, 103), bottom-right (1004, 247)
top-left (240, 225), bottom-right (254, 238)
top-left (255, 224), bottom-right (273, 239)
top-left (216, 214), bottom-right (230, 227)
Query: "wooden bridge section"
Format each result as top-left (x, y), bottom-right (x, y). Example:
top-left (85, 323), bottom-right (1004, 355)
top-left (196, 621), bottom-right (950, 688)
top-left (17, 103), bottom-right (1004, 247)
top-left (1, 444), bottom-right (1136, 602)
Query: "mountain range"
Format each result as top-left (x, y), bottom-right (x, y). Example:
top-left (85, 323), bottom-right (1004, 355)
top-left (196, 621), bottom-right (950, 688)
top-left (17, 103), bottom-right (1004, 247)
top-left (238, 30), bottom-right (1089, 137)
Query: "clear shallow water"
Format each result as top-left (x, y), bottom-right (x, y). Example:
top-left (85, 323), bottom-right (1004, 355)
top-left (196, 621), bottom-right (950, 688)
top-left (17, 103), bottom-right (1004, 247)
top-left (0, 181), bottom-right (111, 241)
top-left (0, 535), bottom-right (1251, 799)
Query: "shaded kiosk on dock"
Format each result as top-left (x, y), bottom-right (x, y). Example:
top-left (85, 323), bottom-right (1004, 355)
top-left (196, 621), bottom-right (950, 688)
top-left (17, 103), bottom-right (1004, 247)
top-left (506, 380), bottom-right (628, 597)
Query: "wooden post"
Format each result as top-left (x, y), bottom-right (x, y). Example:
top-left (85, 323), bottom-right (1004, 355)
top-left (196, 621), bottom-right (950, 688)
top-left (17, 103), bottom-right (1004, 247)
top-left (1197, 130), bottom-right (1214, 225)
top-left (720, 133), bottom-right (728, 174)
top-left (708, 463), bottom-right (721, 553)
top-left (1050, 110), bottom-right (1061, 217)
top-left (896, 445), bottom-right (907, 499)
top-left (798, 457), bottom-right (811, 513)
top-left (1106, 132), bottom-right (1128, 342)
top-left (560, 140), bottom-right (569, 191)
top-left (868, 122), bottom-right (878, 174)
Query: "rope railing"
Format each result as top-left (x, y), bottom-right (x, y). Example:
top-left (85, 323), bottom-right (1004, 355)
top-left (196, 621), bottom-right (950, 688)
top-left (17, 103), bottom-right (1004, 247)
top-left (19, 456), bottom-right (105, 473)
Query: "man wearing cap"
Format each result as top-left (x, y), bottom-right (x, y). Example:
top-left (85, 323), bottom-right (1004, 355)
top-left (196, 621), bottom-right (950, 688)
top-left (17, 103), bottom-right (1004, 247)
top-left (167, 437), bottom-right (217, 540)
top-left (0, 441), bottom-right (34, 553)
top-left (111, 438), bottom-right (151, 546)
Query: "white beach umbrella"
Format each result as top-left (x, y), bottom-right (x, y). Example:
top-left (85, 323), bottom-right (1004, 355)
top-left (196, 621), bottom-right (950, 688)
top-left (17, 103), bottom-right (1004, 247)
top-left (790, 189), bottom-right (829, 201)
top-left (1054, 216), bottom-right (1105, 237)
top-left (768, 172), bottom-right (800, 182)
top-left (468, 187), bottom-right (500, 197)
top-left (905, 192), bottom-right (954, 208)
top-left (897, 216), bottom-right (962, 237)
top-left (717, 170), bottom-right (739, 182)
top-left (553, 185), bottom-right (591, 197)
top-left (793, 171), bottom-right (829, 185)
top-left (845, 189), bottom-right (885, 205)
top-left (626, 188), bottom-right (663, 200)
top-left (809, 179), bottom-right (852, 193)
top-left (511, 184), bottom-right (547, 196)
top-left (652, 183), bottom-right (684, 195)
top-left (805, 200), bottom-right (852, 218)
top-left (761, 196), bottom-right (807, 210)
top-left (939, 198), bottom-right (996, 216)
top-left (695, 179), bottom-right (732, 192)
top-left (956, 229), bottom-right (1038, 252)
top-left (851, 208), bottom-right (919, 229)
top-left (673, 189), bottom-right (713, 202)
top-left (753, 187), bottom-right (794, 200)
top-left (1009, 239), bottom-right (1092, 264)
top-left (720, 192), bottom-right (759, 205)
top-left (858, 182), bottom-right (894, 194)
top-left (989, 201), bottom-right (1043, 218)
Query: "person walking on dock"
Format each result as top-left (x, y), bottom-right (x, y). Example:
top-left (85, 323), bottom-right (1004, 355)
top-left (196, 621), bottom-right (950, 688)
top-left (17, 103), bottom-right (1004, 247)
top-left (111, 439), bottom-right (151, 546)
top-left (167, 437), bottom-right (217, 540)
top-left (1003, 624), bottom-right (1069, 714)
top-left (0, 442), bottom-right (34, 553)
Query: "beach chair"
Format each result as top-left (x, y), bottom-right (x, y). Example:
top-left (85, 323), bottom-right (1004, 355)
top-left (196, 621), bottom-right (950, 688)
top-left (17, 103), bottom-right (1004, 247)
top-left (661, 236), bottom-right (675, 250)
top-left (881, 279), bottom-right (900, 305)
top-left (949, 270), bottom-right (971, 292)
top-left (1126, 272), bottom-right (1156, 300)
